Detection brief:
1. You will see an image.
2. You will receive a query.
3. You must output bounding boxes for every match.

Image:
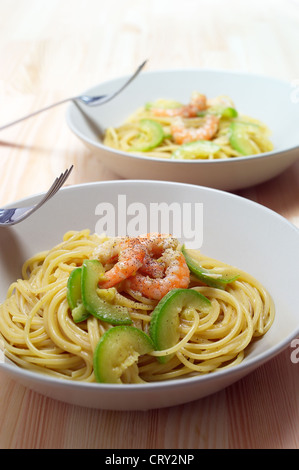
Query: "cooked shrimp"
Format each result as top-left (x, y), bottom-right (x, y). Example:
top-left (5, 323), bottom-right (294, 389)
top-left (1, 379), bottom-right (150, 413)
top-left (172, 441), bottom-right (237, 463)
top-left (125, 249), bottom-right (190, 300)
top-left (99, 237), bottom-right (146, 289)
top-left (137, 233), bottom-right (178, 278)
top-left (93, 238), bottom-right (120, 265)
top-left (152, 106), bottom-right (185, 118)
top-left (207, 94), bottom-right (235, 108)
top-left (171, 114), bottom-right (220, 145)
top-left (187, 92), bottom-right (208, 117)
top-left (138, 233), bottom-right (178, 256)
top-left (152, 93), bottom-right (207, 118)
top-left (139, 254), bottom-right (165, 279)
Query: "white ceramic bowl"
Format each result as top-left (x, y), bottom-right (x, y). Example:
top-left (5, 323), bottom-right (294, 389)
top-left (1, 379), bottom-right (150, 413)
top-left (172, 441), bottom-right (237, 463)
top-left (66, 69), bottom-right (299, 190)
top-left (1, 180), bottom-right (299, 410)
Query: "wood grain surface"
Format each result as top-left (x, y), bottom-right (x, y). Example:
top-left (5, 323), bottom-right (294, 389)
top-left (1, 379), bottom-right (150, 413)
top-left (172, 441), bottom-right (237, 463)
top-left (0, 0), bottom-right (299, 449)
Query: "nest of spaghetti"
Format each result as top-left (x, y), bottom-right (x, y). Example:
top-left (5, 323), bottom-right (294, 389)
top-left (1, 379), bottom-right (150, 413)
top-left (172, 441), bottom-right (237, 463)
top-left (0, 230), bottom-right (274, 384)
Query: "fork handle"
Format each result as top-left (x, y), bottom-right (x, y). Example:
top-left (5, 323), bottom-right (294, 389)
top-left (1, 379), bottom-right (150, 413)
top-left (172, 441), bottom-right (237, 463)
top-left (0, 97), bottom-right (76, 131)
top-left (1, 60), bottom-right (148, 130)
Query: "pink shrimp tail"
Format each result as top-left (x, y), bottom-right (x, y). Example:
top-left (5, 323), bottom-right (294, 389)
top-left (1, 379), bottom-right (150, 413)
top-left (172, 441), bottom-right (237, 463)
top-left (126, 251), bottom-right (190, 300)
top-left (171, 115), bottom-right (219, 145)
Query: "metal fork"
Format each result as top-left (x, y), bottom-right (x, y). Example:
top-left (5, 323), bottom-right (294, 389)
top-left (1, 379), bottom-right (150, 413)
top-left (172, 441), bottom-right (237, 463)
top-left (0, 166), bottom-right (73, 226)
top-left (0, 61), bottom-right (147, 131)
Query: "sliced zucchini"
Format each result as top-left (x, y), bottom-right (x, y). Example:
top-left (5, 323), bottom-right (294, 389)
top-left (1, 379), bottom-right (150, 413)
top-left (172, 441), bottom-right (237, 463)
top-left (229, 121), bottom-right (261, 155)
top-left (172, 140), bottom-right (220, 159)
top-left (198, 106), bottom-right (238, 118)
top-left (81, 260), bottom-right (132, 325)
top-left (130, 119), bottom-right (164, 151)
top-left (182, 246), bottom-right (239, 289)
top-left (149, 288), bottom-right (211, 363)
top-left (67, 267), bottom-right (90, 323)
top-left (93, 326), bottom-right (154, 383)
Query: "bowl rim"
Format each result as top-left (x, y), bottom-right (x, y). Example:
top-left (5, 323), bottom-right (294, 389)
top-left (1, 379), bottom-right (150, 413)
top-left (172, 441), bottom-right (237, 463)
top-left (66, 67), bottom-right (299, 165)
top-left (0, 332), bottom-right (293, 393)
top-left (1, 179), bottom-right (299, 393)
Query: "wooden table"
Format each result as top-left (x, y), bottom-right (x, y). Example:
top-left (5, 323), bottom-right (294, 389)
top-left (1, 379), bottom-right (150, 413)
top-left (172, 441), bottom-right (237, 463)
top-left (1, 0), bottom-right (299, 449)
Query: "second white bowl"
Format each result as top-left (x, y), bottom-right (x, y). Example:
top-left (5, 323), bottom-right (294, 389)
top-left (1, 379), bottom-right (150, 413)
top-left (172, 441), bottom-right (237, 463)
top-left (66, 68), bottom-right (299, 190)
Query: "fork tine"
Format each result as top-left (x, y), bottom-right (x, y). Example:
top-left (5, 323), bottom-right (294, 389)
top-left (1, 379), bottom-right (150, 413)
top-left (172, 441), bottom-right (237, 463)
top-left (33, 166), bottom-right (73, 210)
top-left (36, 178), bottom-right (61, 206)
top-left (0, 166), bottom-right (73, 225)
top-left (60, 165), bottom-right (74, 186)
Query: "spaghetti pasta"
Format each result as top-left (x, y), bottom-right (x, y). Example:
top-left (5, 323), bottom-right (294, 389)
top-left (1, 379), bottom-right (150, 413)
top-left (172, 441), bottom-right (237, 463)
top-left (0, 230), bottom-right (275, 383)
top-left (103, 93), bottom-right (273, 160)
